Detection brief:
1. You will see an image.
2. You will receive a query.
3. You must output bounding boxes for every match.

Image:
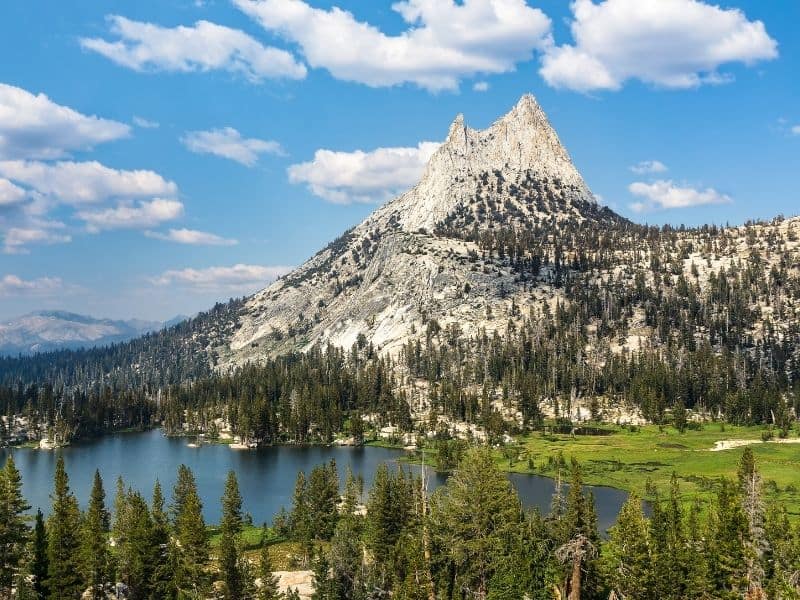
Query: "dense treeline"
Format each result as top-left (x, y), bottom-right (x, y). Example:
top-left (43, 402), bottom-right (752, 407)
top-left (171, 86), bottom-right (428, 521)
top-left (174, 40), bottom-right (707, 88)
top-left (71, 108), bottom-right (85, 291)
top-left (1, 211), bottom-right (800, 444)
top-left (1, 446), bottom-right (798, 599)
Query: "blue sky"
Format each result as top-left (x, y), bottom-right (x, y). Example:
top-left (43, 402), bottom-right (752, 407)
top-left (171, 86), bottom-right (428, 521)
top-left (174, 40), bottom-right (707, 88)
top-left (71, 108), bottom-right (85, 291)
top-left (0, 0), bottom-right (798, 321)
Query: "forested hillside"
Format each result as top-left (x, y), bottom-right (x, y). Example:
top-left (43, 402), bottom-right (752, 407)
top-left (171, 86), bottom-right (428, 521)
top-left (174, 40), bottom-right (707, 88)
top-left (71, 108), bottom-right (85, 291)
top-left (1, 442), bottom-right (798, 599)
top-left (1, 97), bottom-right (800, 445)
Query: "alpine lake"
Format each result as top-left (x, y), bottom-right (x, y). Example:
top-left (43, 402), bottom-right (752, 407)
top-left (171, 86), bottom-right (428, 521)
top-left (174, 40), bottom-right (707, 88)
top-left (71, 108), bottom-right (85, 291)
top-left (1, 429), bottom-right (630, 532)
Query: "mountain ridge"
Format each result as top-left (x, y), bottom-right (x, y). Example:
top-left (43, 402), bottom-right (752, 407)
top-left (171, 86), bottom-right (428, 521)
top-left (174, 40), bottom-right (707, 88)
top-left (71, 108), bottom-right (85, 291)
top-left (0, 310), bottom-right (186, 355)
top-left (218, 95), bottom-right (614, 365)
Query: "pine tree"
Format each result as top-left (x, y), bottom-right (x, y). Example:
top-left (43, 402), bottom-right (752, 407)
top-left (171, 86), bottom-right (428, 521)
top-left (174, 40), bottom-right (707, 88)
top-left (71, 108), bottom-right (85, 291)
top-left (429, 448), bottom-right (524, 600)
top-left (31, 510), bottom-right (48, 600)
top-left (289, 471), bottom-right (312, 565)
top-left (310, 550), bottom-right (338, 600)
top-left (737, 448), bottom-right (768, 595)
top-left (81, 469), bottom-right (111, 599)
top-left (684, 499), bottom-right (712, 600)
top-left (46, 456), bottom-right (83, 600)
top-left (172, 465), bottom-right (208, 598)
top-left (0, 454), bottom-right (30, 595)
top-left (112, 475), bottom-right (127, 543)
top-left (257, 538), bottom-right (281, 600)
top-left (116, 490), bottom-right (156, 600)
top-left (219, 470), bottom-right (245, 600)
top-left (307, 460), bottom-right (339, 540)
top-left (707, 478), bottom-right (749, 598)
top-left (552, 460), bottom-right (600, 600)
top-left (601, 493), bottom-right (651, 599)
top-left (149, 480), bottom-right (177, 599)
top-left (365, 463), bottom-right (412, 577)
top-left (328, 515), bottom-right (364, 599)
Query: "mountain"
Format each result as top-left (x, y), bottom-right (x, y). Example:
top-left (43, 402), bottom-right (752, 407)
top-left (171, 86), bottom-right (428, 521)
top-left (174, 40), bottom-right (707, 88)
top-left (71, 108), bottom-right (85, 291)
top-left (220, 95), bottom-right (625, 366)
top-left (2, 94), bottom-right (799, 431)
top-left (0, 310), bottom-right (178, 355)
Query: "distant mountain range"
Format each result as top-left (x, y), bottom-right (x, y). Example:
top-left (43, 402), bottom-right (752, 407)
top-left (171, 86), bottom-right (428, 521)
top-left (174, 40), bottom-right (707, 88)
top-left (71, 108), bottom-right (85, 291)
top-left (0, 310), bottom-right (188, 355)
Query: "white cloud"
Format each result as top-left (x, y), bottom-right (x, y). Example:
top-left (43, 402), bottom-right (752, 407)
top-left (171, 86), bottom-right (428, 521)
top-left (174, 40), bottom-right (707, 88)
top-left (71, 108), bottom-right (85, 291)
top-left (133, 116), bottom-right (159, 129)
top-left (473, 81), bottom-right (490, 92)
top-left (540, 0), bottom-right (778, 92)
top-left (288, 141), bottom-right (440, 204)
top-left (77, 198), bottom-right (184, 232)
top-left (628, 179), bottom-right (732, 211)
top-left (234, 0), bottom-right (552, 91)
top-left (3, 227), bottom-right (71, 255)
top-left (0, 178), bottom-right (26, 206)
top-left (0, 160), bottom-right (177, 205)
top-left (0, 274), bottom-right (64, 296)
top-left (145, 228), bottom-right (238, 246)
top-left (630, 160), bottom-right (668, 175)
top-left (0, 83), bottom-right (130, 160)
top-left (150, 263), bottom-right (292, 293)
top-left (181, 127), bottom-right (284, 166)
top-left (792, 125), bottom-right (800, 136)
top-left (81, 16), bottom-right (307, 82)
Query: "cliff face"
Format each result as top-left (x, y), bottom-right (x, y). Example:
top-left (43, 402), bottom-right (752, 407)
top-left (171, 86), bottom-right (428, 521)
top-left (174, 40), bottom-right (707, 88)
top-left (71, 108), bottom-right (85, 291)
top-left (215, 95), bottom-right (616, 366)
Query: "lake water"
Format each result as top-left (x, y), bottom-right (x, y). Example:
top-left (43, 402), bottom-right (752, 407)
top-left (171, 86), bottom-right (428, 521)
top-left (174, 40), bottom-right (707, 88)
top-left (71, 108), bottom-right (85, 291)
top-left (1, 429), bottom-right (629, 532)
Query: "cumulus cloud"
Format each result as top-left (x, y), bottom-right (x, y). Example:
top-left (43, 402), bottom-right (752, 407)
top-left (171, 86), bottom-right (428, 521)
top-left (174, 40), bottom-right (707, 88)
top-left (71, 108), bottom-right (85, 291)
top-left (473, 81), bottom-right (490, 92)
top-left (630, 160), bottom-right (668, 175)
top-left (3, 226), bottom-right (71, 255)
top-left (77, 198), bottom-right (184, 232)
top-left (234, 0), bottom-right (552, 91)
top-left (0, 160), bottom-right (177, 205)
top-left (0, 83), bottom-right (130, 160)
top-left (0, 178), bottom-right (26, 206)
top-left (0, 274), bottom-right (64, 296)
top-left (181, 127), bottom-right (284, 166)
top-left (540, 0), bottom-right (778, 92)
top-left (132, 116), bottom-right (159, 129)
top-left (628, 180), bottom-right (732, 212)
top-left (145, 228), bottom-right (238, 246)
top-left (792, 125), bottom-right (800, 136)
top-left (81, 16), bottom-right (307, 82)
top-left (288, 142), bottom-right (440, 204)
top-left (150, 263), bottom-right (292, 293)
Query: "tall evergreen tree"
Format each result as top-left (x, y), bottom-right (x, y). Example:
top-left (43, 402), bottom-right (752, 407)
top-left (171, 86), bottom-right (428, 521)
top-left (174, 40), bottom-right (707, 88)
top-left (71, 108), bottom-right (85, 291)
top-left (684, 499), bottom-right (712, 600)
top-left (310, 550), bottom-right (339, 600)
top-left (601, 493), bottom-right (651, 599)
top-left (737, 448), bottom-right (768, 596)
top-left (289, 471), bottom-right (312, 565)
top-left (30, 510), bottom-right (48, 600)
top-left (0, 454), bottom-right (30, 596)
top-left (46, 456), bottom-right (83, 600)
top-left (149, 480), bottom-right (177, 599)
top-left (172, 465), bottom-right (208, 598)
top-left (552, 460), bottom-right (601, 600)
top-left (429, 448), bottom-right (524, 600)
top-left (116, 490), bottom-right (156, 600)
top-left (307, 460), bottom-right (339, 540)
top-left (257, 537), bottom-right (281, 600)
top-left (365, 463), bottom-right (412, 578)
top-left (219, 470), bottom-right (245, 600)
top-left (81, 469), bottom-right (111, 599)
top-left (707, 478), bottom-right (749, 599)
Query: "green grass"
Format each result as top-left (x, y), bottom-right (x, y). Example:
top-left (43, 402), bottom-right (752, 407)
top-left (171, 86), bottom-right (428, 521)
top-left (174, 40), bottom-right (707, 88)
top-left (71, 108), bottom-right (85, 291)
top-left (501, 423), bottom-right (800, 516)
top-left (208, 524), bottom-right (274, 551)
top-left (207, 524), bottom-right (327, 570)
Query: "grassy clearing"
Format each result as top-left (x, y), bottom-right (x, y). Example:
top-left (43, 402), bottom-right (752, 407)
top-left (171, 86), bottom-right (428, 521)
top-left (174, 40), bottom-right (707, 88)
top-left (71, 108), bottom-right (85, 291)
top-left (208, 525), bottom-right (326, 570)
top-left (502, 423), bottom-right (800, 516)
top-left (208, 524), bottom-right (269, 551)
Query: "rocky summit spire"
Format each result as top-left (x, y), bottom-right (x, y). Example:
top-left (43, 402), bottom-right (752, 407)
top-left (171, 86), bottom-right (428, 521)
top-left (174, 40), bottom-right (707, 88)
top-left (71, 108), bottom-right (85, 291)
top-left (224, 94), bottom-right (609, 365)
top-left (371, 94), bottom-right (594, 232)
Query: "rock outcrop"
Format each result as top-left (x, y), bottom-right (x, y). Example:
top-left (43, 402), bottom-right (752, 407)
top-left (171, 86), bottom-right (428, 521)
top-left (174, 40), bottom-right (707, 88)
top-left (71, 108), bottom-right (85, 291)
top-left (216, 95), bottom-right (616, 366)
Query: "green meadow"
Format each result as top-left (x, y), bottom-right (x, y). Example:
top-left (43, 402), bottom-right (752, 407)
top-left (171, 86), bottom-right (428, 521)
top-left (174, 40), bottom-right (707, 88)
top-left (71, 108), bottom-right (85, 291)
top-left (501, 423), bottom-right (800, 516)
